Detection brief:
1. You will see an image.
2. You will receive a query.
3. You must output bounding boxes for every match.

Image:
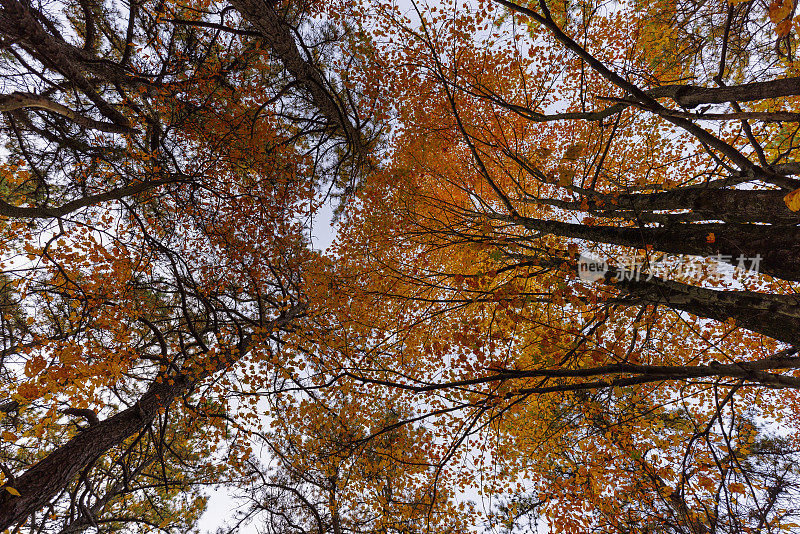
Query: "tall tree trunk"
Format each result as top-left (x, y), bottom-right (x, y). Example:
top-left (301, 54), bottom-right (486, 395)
top-left (0, 378), bottom-right (186, 530)
top-left (228, 0), bottom-right (369, 171)
top-left (504, 215), bottom-right (800, 281)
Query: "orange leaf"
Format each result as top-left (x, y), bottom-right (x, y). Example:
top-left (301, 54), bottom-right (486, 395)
top-left (769, 0), bottom-right (793, 23)
top-left (728, 482), bottom-right (746, 494)
top-left (562, 143), bottom-right (587, 161)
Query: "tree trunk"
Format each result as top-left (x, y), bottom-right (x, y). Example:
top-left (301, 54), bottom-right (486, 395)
top-left (649, 77), bottom-right (800, 108)
top-left (610, 270), bottom-right (800, 346)
top-left (0, 378), bottom-right (186, 530)
top-left (506, 215), bottom-right (800, 281)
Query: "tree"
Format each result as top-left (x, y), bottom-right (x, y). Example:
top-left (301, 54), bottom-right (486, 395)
top-left (317, 0), bottom-right (800, 531)
top-left (218, 390), bottom-right (469, 534)
top-left (0, 0), bottom-right (379, 529)
top-left (3, 0), bottom-right (800, 532)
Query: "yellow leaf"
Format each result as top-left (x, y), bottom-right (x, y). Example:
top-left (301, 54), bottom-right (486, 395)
top-left (4, 486), bottom-right (20, 496)
top-left (783, 188), bottom-right (800, 211)
top-left (775, 19), bottom-right (792, 35)
top-left (1, 431), bottom-right (17, 442)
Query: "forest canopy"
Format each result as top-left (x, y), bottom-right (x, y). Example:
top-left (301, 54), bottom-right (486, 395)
top-left (0, 0), bottom-right (800, 532)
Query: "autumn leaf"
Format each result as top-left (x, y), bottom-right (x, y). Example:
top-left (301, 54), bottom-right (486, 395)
top-left (769, 0), bottom-right (794, 24)
top-left (697, 476), bottom-right (716, 490)
top-left (4, 0), bottom-right (800, 533)
top-left (728, 482), bottom-right (746, 494)
top-left (558, 167), bottom-right (577, 186)
top-left (784, 188), bottom-right (800, 211)
top-left (775, 19), bottom-right (793, 35)
top-left (561, 143), bottom-right (587, 162)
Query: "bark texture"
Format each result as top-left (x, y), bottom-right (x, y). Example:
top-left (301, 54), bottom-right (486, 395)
top-left (0, 378), bottom-right (186, 530)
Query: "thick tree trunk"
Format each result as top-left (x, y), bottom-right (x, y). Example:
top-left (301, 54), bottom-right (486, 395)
top-left (610, 189), bottom-right (797, 225)
top-left (228, 0), bottom-right (369, 170)
top-left (506, 215), bottom-right (800, 281)
top-left (528, 256), bottom-right (800, 344)
top-left (609, 270), bottom-right (800, 346)
top-left (0, 0), bottom-right (132, 128)
top-left (649, 77), bottom-right (800, 108)
top-left (526, 188), bottom-right (799, 225)
top-left (0, 307), bottom-right (301, 530)
top-left (0, 378), bottom-right (186, 530)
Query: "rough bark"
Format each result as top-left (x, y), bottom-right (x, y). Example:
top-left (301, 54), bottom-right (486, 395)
top-left (524, 188), bottom-right (799, 225)
top-left (0, 175), bottom-right (185, 219)
top-left (531, 256), bottom-right (800, 346)
top-left (608, 189), bottom-right (798, 225)
top-left (0, 378), bottom-right (186, 530)
top-left (0, 0), bottom-right (132, 128)
top-left (0, 306), bottom-right (303, 530)
top-left (0, 92), bottom-right (136, 133)
top-left (650, 77), bottom-right (800, 108)
top-left (500, 214), bottom-right (800, 282)
top-left (610, 270), bottom-right (800, 346)
top-left (228, 0), bottom-right (370, 171)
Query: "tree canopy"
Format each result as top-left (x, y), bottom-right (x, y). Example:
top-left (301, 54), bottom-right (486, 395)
top-left (1, 0), bottom-right (800, 533)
